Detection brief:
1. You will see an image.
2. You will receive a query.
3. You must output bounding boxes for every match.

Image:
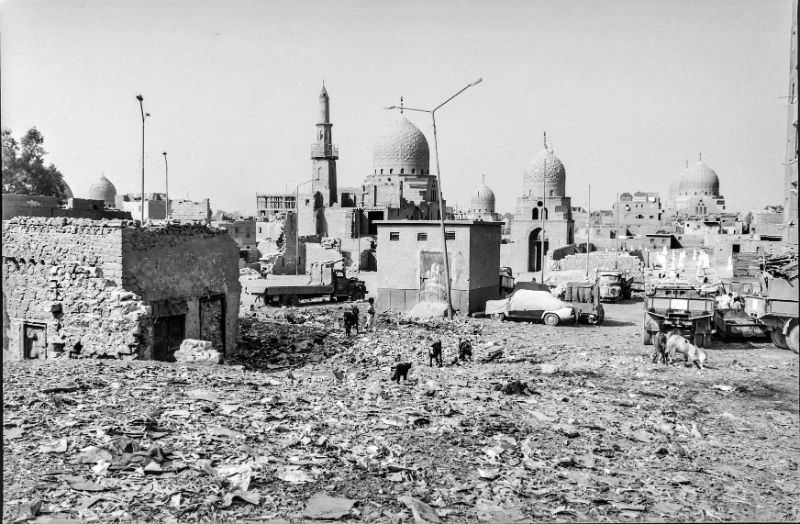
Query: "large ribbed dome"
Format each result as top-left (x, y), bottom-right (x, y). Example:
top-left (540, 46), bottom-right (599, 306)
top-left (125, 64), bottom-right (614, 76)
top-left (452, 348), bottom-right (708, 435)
top-left (87, 175), bottom-right (117, 207)
top-left (678, 158), bottom-right (719, 196)
top-left (523, 137), bottom-right (566, 197)
top-left (373, 116), bottom-right (430, 175)
top-left (469, 176), bottom-right (496, 213)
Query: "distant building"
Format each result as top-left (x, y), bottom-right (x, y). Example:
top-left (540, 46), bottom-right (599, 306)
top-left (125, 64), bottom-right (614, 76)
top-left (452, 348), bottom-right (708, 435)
top-left (2, 193), bottom-right (131, 220)
top-left (613, 191), bottom-right (663, 234)
top-left (170, 198), bottom-right (211, 224)
top-left (466, 176), bottom-right (502, 222)
top-left (86, 175), bottom-right (118, 207)
top-left (666, 156), bottom-right (727, 218)
top-left (120, 192), bottom-right (168, 221)
top-left (753, 205), bottom-right (785, 240)
top-left (508, 133), bottom-right (574, 274)
top-left (256, 193), bottom-right (296, 220)
top-left (212, 218), bottom-right (258, 262)
top-left (375, 220), bottom-right (502, 314)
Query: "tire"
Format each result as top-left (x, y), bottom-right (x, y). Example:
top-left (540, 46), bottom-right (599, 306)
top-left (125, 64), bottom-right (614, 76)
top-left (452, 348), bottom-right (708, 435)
top-left (597, 306), bottom-right (605, 324)
top-left (693, 332), bottom-right (704, 348)
top-left (492, 313), bottom-right (505, 322)
top-left (787, 324), bottom-right (799, 354)
top-left (543, 313), bottom-right (560, 326)
top-left (771, 330), bottom-right (789, 349)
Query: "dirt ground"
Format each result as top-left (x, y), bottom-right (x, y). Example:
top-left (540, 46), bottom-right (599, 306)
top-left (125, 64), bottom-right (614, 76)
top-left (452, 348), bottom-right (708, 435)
top-left (3, 299), bottom-right (799, 523)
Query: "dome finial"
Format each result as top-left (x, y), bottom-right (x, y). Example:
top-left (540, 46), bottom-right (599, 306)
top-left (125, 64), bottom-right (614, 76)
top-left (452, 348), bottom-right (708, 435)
top-left (543, 131), bottom-right (547, 149)
top-left (400, 96), bottom-right (404, 114)
top-left (698, 152), bottom-right (702, 161)
top-left (482, 174), bottom-right (486, 185)
top-left (685, 159), bottom-right (688, 169)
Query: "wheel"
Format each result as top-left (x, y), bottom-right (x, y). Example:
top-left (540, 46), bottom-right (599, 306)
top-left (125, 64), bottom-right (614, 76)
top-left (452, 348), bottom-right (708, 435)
top-left (693, 332), bottom-right (704, 348)
top-left (787, 324), bottom-right (799, 354)
top-left (543, 313), bottom-right (560, 326)
top-left (771, 330), bottom-right (789, 349)
top-left (596, 306), bottom-right (605, 324)
top-left (491, 313), bottom-right (505, 322)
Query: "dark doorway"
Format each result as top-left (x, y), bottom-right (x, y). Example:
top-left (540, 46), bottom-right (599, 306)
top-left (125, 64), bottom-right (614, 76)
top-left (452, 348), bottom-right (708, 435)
top-left (153, 315), bottom-right (185, 362)
top-left (528, 228), bottom-right (549, 272)
top-left (367, 211), bottom-right (384, 235)
top-left (200, 295), bottom-right (225, 354)
top-left (23, 323), bottom-right (46, 359)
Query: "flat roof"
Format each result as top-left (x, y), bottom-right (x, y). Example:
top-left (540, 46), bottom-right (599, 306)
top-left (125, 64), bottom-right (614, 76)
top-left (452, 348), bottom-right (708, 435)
top-left (375, 220), bottom-right (503, 226)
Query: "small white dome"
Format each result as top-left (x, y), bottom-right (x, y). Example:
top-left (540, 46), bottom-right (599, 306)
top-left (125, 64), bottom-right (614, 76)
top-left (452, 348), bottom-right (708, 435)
top-left (87, 175), bottom-right (117, 206)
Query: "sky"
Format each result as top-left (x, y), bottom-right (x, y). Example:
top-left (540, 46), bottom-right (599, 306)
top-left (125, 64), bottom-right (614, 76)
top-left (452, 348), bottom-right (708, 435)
top-left (1, 0), bottom-right (794, 216)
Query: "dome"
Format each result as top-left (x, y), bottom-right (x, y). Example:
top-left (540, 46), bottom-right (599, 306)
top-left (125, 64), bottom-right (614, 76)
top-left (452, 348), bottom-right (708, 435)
top-left (523, 135), bottom-right (566, 197)
top-left (62, 180), bottom-right (73, 200)
top-left (87, 175), bottom-right (117, 207)
top-left (469, 176), bottom-right (496, 213)
top-left (373, 115), bottom-right (430, 176)
top-left (678, 157), bottom-right (719, 196)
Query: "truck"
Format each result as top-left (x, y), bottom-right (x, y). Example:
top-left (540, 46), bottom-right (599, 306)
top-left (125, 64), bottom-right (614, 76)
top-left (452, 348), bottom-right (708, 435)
top-left (597, 270), bottom-right (633, 302)
top-left (499, 267), bottom-right (515, 298)
top-left (642, 280), bottom-right (715, 349)
top-left (243, 264), bottom-right (366, 307)
top-left (743, 252), bottom-right (799, 352)
top-left (558, 280), bottom-right (605, 324)
top-left (713, 279), bottom-right (769, 341)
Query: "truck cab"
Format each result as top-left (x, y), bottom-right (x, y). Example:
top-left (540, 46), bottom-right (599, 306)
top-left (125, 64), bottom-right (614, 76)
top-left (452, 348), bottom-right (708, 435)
top-left (643, 282), bottom-right (715, 348)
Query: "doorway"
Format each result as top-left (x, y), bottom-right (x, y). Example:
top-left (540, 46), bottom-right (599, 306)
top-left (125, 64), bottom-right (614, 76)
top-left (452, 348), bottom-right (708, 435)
top-left (527, 228), bottom-right (548, 272)
top-left (153, 315), bottom-right (185, 362)
top-left (200, 295), bottom-right (225, 354)
top-left (23, 323), bottom-right (46, 359)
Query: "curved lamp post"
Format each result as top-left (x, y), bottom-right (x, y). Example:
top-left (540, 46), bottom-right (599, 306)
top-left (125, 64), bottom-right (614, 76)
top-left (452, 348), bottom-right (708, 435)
top-left (385, 78), bottom-right (483, 318)
top-left (136, 95), bottom-right (150, 224)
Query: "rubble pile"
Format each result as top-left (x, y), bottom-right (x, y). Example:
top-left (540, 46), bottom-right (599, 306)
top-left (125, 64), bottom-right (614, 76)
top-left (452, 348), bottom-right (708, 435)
top-left (3, 302), bottom-right (799, 522)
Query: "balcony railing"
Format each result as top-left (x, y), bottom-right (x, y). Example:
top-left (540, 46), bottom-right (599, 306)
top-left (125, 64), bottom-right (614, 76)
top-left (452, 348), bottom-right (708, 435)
top-left (310, 143), bottom-right (339, 158)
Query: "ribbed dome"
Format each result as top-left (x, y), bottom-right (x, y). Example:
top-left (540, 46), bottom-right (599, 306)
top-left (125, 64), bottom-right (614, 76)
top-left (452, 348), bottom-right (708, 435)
top-left (678, 159), bottom-right (719, 196)
top-left (469, 177), bottom-right (496, 213)
top-left (373, 116), bottom-right (430, 175)
top-left (523, 143), bottom-right (566, 197)
top-left (87, 175), bottom-right (117, 207)
top-left (62, 180), bottom-right (73, 200)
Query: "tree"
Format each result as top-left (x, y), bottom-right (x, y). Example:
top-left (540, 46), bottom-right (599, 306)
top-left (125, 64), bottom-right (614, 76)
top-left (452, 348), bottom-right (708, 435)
top-left (2, 127), bottom-right (70, 200)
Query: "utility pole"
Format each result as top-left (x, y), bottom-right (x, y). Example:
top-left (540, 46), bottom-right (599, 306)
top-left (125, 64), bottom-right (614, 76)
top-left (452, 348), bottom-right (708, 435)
top-left (586, 184), bottom-right (591, 279)
top-left (162, 152), bottom-right (169, 220)
top-left (136, 95), bottom-right (149, 224)
top-left (541, 150), bottom-right (547, 283)
top-left (615, 193), bottom-right (620, 269)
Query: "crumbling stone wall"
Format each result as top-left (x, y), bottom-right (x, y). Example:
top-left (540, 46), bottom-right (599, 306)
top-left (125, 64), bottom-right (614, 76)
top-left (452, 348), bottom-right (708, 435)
top-left (2, 217), bottom-right (150, 360)
top-left (2, 217), bottom-right (241, 361)
top-left (559, 252), bottom-right (641, 272)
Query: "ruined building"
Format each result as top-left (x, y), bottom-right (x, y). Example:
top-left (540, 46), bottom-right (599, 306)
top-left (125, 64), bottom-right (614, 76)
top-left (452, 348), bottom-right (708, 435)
top-left (783, 0), bottom-right (798, 245)
top-left (2, 217), bottom-right (240, 361)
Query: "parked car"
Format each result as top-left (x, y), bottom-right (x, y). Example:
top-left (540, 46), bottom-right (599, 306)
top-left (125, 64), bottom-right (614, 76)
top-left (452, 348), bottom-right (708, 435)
top-left (485, 289), bottom-right (575, 325)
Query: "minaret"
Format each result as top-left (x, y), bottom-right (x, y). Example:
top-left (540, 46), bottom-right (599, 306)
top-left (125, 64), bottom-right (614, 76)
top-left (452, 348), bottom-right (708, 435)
top-left (311, 83), bottom-right (338, 206)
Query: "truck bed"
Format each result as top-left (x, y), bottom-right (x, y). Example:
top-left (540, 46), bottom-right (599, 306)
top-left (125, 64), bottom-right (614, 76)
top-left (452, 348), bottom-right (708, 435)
top-left (241, 275), bottom-right (332, 296)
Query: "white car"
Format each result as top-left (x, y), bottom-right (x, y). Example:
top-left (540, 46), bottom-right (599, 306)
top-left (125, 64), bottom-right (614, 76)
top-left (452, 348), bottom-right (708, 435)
top-left (485, 289), bottom-right (575, 325)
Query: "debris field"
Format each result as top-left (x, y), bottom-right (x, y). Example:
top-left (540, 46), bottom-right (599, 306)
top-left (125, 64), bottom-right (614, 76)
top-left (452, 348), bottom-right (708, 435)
top-left (3, 301), bottom-right (799, 523)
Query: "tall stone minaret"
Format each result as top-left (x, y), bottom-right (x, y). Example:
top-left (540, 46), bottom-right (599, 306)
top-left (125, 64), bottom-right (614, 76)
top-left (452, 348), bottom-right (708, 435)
top-left (311, 83), bottom-right (338, 206)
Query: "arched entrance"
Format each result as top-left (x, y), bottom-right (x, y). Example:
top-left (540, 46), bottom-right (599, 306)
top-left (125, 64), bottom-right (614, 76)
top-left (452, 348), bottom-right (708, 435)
top-left (528, 228), bottom-right (549, 272)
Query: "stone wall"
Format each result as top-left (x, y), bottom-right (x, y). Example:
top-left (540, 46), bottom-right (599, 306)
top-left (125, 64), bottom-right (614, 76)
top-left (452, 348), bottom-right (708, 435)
top-left (2, 217), bottom-right (240, 361)
top-left (2, 217), bottom-right (150, 360)
top-left (558, 252), bottom-right (641, 272)
top-left (171, 198), bottom-right (211, 224)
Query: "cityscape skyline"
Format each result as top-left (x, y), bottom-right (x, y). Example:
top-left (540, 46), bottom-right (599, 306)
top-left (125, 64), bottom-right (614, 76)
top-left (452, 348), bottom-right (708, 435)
top-left (0, 0), bottom-right (794, 215)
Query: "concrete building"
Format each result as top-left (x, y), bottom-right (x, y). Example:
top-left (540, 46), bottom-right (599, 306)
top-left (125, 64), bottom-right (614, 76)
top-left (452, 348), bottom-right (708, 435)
top-left (613, 192), bottom-right (663, 234)
top-left (170, 198), bottom-right (212, 224)
top-left (120, 192), bottom-right (168, 222)
top-left (508, 133), bottom-right (574, 274)
top-left (667, 156), bottom-right (727, 218)
top-left (753, 205), bottom-right (785, 240)
top-left (2, 217), bottom-right (240, 361)
top-left (212, 218), bottom-right (258, 263)
top-left (783, 0), bottom-right (798, 245)
top-left (375, 220), bottom-right (502, 314)
top-left (256, 194), bottom-right (296, 220)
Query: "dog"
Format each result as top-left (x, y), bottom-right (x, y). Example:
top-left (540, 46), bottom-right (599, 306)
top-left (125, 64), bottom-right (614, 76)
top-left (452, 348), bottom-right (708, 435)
top-left (428, 340), bottom-right (443, 368)
top-left (458, 338), bottom-right (473, 362)
top-left (652, 331), bottom-right (670, 364)
top-left (665, 333), bottom-right (707, 370)
top-left (391, 362), bottom-right (412, 383)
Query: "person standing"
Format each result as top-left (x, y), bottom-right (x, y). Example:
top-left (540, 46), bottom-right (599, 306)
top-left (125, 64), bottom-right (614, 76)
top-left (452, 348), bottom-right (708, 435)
top-left (342, 307), bottom-right (354, 336)
top-left (365, 298), bottom-right (376, 332)
top-left (351, 304), bottom-right (360, 334)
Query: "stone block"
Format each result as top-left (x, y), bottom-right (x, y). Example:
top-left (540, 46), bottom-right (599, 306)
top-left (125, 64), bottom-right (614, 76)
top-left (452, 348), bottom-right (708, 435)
top-left (174, 339), bottom-right (221, 364)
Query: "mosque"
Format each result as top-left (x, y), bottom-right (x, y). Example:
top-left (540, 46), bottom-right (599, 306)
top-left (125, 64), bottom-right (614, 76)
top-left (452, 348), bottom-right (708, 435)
top-left (666, 155), bottom-right (727, 218)
top-left (506, 133), bottom-right (575, 275)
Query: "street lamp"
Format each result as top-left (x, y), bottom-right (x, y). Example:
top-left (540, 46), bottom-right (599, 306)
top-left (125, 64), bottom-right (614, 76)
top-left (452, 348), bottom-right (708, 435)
top-left (136, 95), bottom-right (150, 224)
top-left (162, 152), bottom-right (169, 220)
top-left (385, 77), bottom-right (483, 318)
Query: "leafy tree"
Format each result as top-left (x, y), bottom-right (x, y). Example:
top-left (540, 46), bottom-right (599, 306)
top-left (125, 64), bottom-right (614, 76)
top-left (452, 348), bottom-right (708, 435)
top-left (2, 127), bottom-right (70, 200)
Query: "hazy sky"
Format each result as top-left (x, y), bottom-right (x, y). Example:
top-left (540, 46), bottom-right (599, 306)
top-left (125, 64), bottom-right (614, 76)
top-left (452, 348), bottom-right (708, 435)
top-left (1, 0), bottom-right (794, 216)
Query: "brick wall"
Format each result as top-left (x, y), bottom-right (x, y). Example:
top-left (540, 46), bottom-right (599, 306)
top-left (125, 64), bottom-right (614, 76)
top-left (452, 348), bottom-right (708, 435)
top-left (2, 217), bottom-right (240, 361)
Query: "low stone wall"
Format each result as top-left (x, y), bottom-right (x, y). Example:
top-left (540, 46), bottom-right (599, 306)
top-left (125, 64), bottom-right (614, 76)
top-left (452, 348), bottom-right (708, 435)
top-left (558, 252), bottom-right (641, 272)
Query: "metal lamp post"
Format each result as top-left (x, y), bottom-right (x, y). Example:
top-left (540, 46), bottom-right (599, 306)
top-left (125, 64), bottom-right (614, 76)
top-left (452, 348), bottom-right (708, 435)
top-left (162, 152), bottom-right (169, 221)
top-left (385, 78), bottom-right (483, 318)
top-left (136, 95), bottom-right (150, 224)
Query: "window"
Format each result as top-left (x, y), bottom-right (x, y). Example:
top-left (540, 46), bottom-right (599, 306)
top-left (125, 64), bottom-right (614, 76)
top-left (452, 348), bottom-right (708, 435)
top-left (417, 232), bottom-right (427, 241)
top-left (389, 232), bottom-right (400, 241)
top-left (412, 169), bottom-right (416, 174)
top-left (390, 169), bottom-right (393, 174)
top-left (445, 231), bottom-right (455, 240)
top-left (400, 168), bottom-right (404, 174)
top-left (532, 208), bottom-right (538, 220)
top-left (380, 169), bottom-right (384, 174)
